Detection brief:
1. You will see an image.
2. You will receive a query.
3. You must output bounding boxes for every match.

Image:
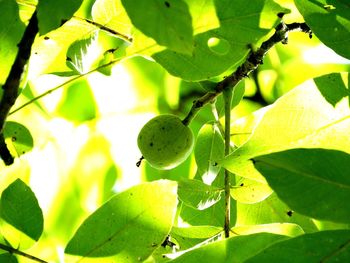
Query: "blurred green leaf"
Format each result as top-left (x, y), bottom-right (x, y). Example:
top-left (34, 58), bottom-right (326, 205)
top-left (121, 0), bottom-right (193, 54)
top-left (65, 180), bottom-right (178, 260)
top-left (152, 0), bottom-right (289, 80)
top-left (246, 230), bottom-right (350, 263)
top-left (295, 0), bottom-right (350, 59)
top-left (254, 148), bottom-right (350, 223)
top-left (0, 0), bottom-right (25, 85)
top-left (0, 253), bottom-right (17, 263)
top-left (194, 123), bottom-right (224, 184)
top-left (0, 179), bottom-right (43, 241)
top-left (37, 0), bottom-right (83, 35)
top-left (168, 233), bottom-right (288, 262)
top-left (3, 121), bottom-right (34, 157)
top-left (178, 179), bottom-right (222, 210)
top-left (56, 79), bottom-right (97, 122)
top-left (221, 73), bottom-right (350, 182)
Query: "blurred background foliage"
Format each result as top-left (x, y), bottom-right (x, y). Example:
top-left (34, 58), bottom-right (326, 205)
top-left (0, 0), bottom-right (349, 261)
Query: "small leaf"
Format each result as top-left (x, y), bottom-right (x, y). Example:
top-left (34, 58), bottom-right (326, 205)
top-left (178, 179), bottom-right (222, 210)
top-left (246, 230), bottom-right (350, 263)
top-left (65, 180), bottom-right (178, 261)
top-left (0, 179), bottom-right (44, 241)
top-left (254, 148), bottom-right (350, 223)
top-left (295, 0), bottom-right (350, 59)
top-left (121, 0), bottom-right (193, 54)
top-left (37, 0), bottom-right (83, 35)
top-left (194, 123), bottom-right (224, 184)
top-left (168, 233), bottom-right (288, 262)
top-left (3, 122), bottom-right (34, 157)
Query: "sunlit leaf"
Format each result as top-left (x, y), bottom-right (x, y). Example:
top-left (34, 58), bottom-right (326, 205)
top-left (0, 179), bottom-right (43, 241)
top-left (65, 180), bottom-right (178, 261)
top-left (37, 0), bottom-right (83, 35)
top-left (178, 179), bottom-right (222, 210)
top-left (3, 121), bottom-right (34, 157)
top-left (151, 0), bottom-right (289, 80)
top-left (246, 230), bottom-right (350, 262)
top-left (254, 148), bottom-right (350, 223)
top-left (168, 233), bottom-right (288, 262)
top-left (231, 177), bottom-right (273, 204)
top-left (121, 0), bottom-right (193, 54)
top-left (231, 223), bottom-right (304, 237)
top-left (0, 0), bottom-right (24, 85)
top-left (295, 0), bottom-right (350, 59)
top-left (220, 73), bottom-right (350, 182)
top-left (194, 123), bottom-right (224, 184)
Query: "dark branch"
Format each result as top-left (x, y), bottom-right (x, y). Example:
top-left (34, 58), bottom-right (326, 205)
top-left (0, 243), bottom-right (48, 263)
top-left (0, 11), bottom-right (38, 165)
top-left (182, 22), bottom-right (311, 125)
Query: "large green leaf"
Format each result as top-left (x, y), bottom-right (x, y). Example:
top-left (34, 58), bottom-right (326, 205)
top-left (295, 0), bottom-right (350, 59)
top-left (168, 233), bottom-right (288, 262)
top-left (246, 230), bottom-right (350, 262)
top-left (121, 0), bottom-right (193, 54)
top-left (178, 179), bottom-right (222, 210)
top-left (37, 0), bottom-right (83, 35)
top-left (254, 148), bottom-right (350, 223)
top-left (236, 193), bottom-right (318, 233)
top-left (151, 0), bottom-right (289, 80)
top-left (65, 180), bottom-right (178, 261)
top-left (0, 253), bottom-right (17, 263)
top-left (220, 73), bottom-right (350, 182)
top-left (0, 0), bottom-right (25, 85)
top-left (0, 179), bottom-right (43, 241)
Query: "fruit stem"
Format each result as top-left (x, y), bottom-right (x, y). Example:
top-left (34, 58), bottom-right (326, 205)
top-left (223, 87), bottom-right (233, 238)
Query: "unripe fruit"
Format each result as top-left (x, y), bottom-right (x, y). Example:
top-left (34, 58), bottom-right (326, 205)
top-left (137, 114), bottom-right (194, 170)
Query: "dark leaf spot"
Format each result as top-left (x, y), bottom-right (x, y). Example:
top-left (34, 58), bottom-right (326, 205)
top-left (44, 36), bottom-right (50, 40)
top-left (287, 210), bottom-right (293, 217)
top-left (277, 12), bottom-right (285, 18)
top-left (240, 183), bottom-right (244, 186)
top-left (150, 142), bottom-right (154, 147)
top-left (164, 1), bottom-right (170, 8)
top-left (11, 137), bottom-right (16, 142)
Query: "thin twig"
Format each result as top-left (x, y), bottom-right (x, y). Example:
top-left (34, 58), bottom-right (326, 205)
top-left (0, 243), bottom-right (48, 263)
top-left (0, 11), bottom-right (39, 165)
top-left (181, 22), bottom-right (311, 125)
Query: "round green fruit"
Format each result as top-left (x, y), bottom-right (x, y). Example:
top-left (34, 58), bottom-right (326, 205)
top-left (137, 114), bottom-right (194, 170)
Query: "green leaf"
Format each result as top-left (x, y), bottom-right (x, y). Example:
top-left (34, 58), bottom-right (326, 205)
top-left (295, 0), bottom-right (350, 59)
top-left (231, 223), bottom-right (304, 237)
top-left (3, 122), bottom-right (34, 157)
top-left (0, 253), bottom-right (17, 263)
top-left (254, 148), bottom-right (350, 224)
top-left (0, 179), bottom-right (43, 241)
top-left (66, 33), bottom-right (97, 74)
top-left (91, 0), bottom-right (132, 39)
top-left (0, 0), bottom-right (25, 85)
top-left (151, 0), bottom-right (289, 80)
top-left (246, 230), bottom-right (350, 263)
top-left (220, 73), bottom-right (350, 182)
top-left (178, 179), bottom-right (222, 210)
top-left (65, 180), bottom-right (178, 260)
top-left (236, 193), bottom-right (318, 233)
top-left (121, 0), bottom-right (193, 54)
top-left (168, 233), bottom-right (288, 262)
top-left (314, 73), bottom-right (349, 107)
top-left (37, 0), bottom-right (83, 35)
top-left (194, 123), bottom-right (224, 184)
top-left (231, 177), bottom-right (273, 204)
top-left (56, 79), bottom-right (97, 123)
